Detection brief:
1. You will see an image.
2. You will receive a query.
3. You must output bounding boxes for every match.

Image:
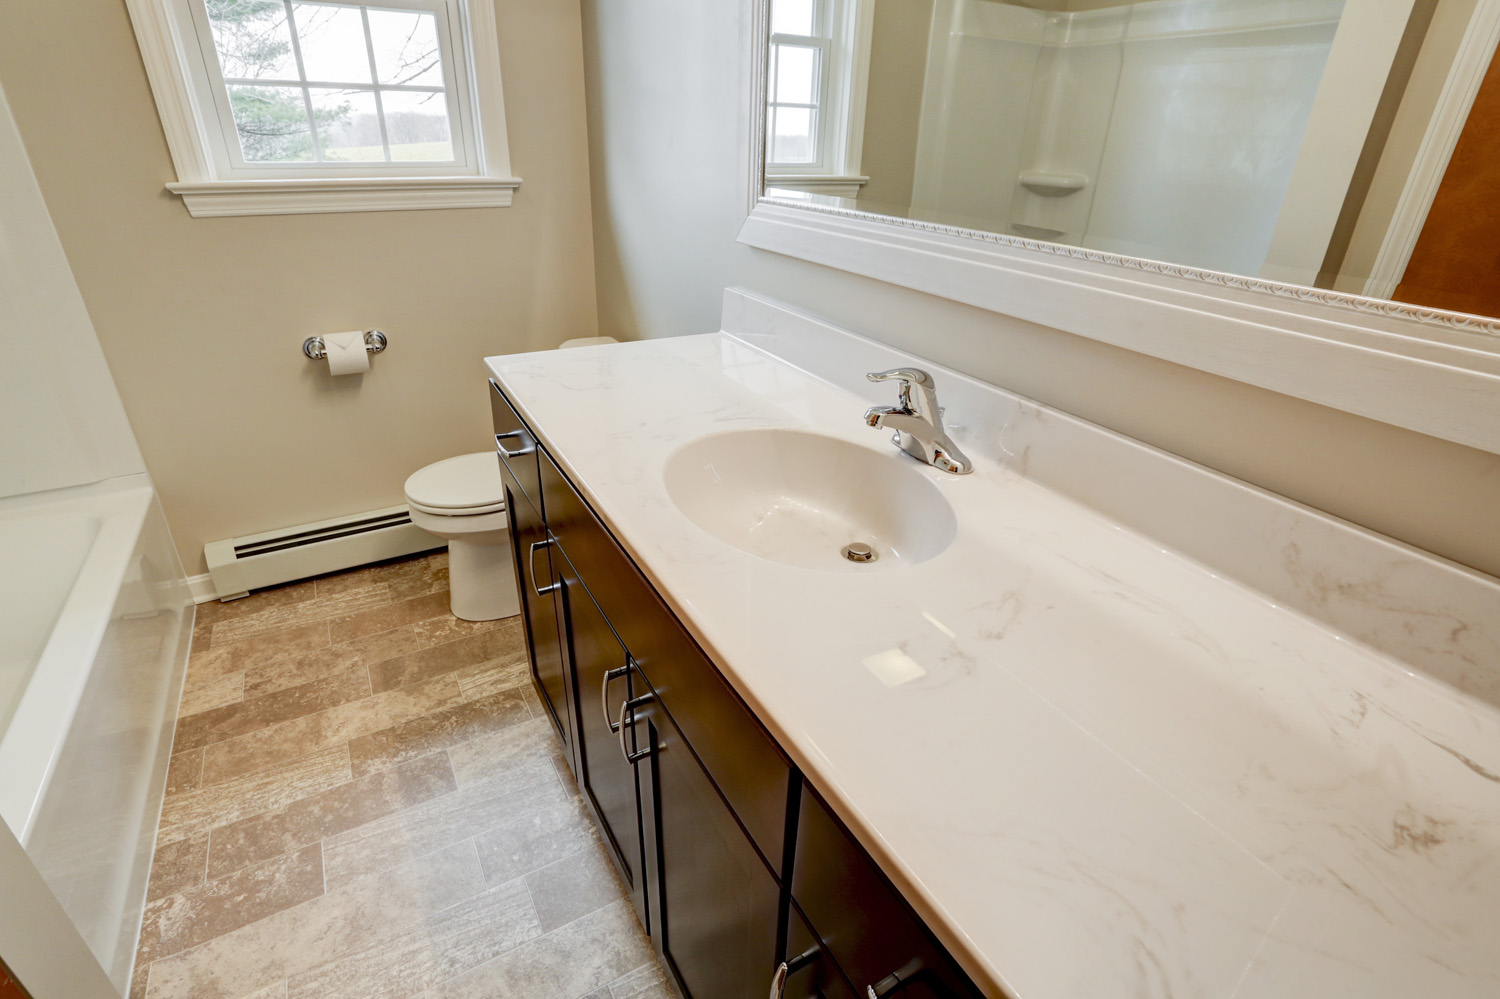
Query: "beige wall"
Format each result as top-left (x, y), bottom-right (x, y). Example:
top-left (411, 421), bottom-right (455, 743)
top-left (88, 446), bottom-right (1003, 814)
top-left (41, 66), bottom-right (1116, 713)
top-left (0, 0), bottom-right (598, 574)
top-left (581, 0), bottom-right (1500, 580)
top-left (857, 0), bottom-right (934, 210)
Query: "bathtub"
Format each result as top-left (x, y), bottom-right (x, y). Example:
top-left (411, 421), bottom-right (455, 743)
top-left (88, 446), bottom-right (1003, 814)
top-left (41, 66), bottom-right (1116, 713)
top-left (0, 473), bottom-right (192, 992)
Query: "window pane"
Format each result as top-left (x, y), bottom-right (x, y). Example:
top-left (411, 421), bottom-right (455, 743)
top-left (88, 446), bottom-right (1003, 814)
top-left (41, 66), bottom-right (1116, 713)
top-left (310, 88), bottom-right (383, 160)
top-left (206, 0), bottom-right (298, 80)
top-left (381, 90), bottom-right (453, 161)
top-left (368, 9), bottom-right (444, 87)
top-left (772, 106), bottom-right (816, 164)
top-left (771, 0), bottom-right (816, 37)
top-left (228, 85), bottom-right (315, 161)
top-left (774, 44), bottom-right (819, 106)
top-left (292, 3), bottom-right (372, 84)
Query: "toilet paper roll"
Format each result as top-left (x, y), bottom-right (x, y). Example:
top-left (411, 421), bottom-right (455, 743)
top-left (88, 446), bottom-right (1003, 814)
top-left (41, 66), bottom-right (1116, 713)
top-left (323, 330), bottom-right (370, 375)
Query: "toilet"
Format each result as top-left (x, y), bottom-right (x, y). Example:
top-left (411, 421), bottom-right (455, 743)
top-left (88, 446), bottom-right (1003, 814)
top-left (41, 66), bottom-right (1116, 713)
top-left (404, 453), bottom-right (520, 621)
top-left (404, 337), bottom-right (618, 621)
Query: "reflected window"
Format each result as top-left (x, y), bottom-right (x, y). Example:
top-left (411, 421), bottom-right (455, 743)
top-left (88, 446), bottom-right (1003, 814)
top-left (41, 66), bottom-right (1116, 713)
top-left (766, 0), bottom-right (871, 195)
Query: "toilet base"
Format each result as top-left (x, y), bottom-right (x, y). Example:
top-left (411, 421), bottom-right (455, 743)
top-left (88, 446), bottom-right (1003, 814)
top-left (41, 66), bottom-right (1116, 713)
top-left (447, 537), bottom-right (520, 621)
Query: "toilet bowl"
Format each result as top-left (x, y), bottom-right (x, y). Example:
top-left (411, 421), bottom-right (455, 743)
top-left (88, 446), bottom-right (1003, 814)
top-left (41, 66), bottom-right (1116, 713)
top-left (404, 453), bottom-right (520, 621)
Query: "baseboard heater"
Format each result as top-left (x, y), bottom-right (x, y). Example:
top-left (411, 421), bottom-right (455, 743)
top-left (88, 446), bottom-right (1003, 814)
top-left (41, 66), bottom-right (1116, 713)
top-left (204, 505), bottom-right (443, 601)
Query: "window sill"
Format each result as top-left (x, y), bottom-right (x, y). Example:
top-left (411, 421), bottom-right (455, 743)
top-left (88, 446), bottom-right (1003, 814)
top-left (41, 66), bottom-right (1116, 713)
top-left (765, 174), bottom-right (869, 199)
top-left (165, 175), bottom-right (523, 218)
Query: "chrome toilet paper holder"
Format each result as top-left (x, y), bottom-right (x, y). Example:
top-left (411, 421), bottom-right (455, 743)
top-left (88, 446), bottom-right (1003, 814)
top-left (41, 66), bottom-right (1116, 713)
top-left (302, 330), bottom-right (387, 361)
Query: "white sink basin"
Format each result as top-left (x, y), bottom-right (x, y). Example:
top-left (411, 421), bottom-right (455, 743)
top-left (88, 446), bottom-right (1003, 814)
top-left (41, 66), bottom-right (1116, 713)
top-left (663, 429), bottom-right (957, 570)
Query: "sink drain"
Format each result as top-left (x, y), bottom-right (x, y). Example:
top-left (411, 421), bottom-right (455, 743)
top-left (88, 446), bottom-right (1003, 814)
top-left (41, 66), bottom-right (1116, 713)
top-left (841, 542), bottom-right (877, 563)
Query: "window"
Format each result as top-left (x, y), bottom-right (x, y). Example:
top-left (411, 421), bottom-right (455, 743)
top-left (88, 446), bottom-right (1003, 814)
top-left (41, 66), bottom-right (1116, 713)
top-left (125, 0), bottom-right (519, 215)
top-left (765, 0), bottom-right (871, 196)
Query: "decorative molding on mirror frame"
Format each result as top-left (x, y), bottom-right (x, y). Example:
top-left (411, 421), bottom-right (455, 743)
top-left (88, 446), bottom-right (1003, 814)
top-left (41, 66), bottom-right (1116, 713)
top-left (738, 0), bottom-right (1500, 457)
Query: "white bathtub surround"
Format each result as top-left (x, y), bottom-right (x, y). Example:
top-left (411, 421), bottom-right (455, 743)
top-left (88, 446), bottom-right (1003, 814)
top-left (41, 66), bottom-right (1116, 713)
top-left (485, 290), bottom-right (1500, 999)
top-left (0, 474), bottom-right (193, 991)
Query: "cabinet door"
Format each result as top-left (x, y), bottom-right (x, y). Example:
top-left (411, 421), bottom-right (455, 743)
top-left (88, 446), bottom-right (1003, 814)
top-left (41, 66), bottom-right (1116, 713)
top-left (783, 901), bottom-right (858, 999)
top-left (630, 694), bottom-right (782, 999)
top-left (792, 787), bottom-right (983, 999)
top-left (554, 551), bottom-right (648, 922)
top-left (497, 456), bottom-right (572, 765)
top-left (538, 448), bottom-right (791, 866)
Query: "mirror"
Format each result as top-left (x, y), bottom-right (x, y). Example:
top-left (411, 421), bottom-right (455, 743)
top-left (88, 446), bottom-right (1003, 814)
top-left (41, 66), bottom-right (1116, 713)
top-left (761, 0), bottom-right (1500, 320)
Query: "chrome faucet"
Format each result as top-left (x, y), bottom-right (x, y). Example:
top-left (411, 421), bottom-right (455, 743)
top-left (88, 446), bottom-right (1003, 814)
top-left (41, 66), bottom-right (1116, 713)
top-left (864, 368), bottom-right (972, 474)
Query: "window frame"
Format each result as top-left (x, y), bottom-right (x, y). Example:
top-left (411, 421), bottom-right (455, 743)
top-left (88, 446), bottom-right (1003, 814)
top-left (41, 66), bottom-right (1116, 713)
top-left (125, 0), bottom-right (520, 215)
top-left (765, 0), bottom-right (872, 195)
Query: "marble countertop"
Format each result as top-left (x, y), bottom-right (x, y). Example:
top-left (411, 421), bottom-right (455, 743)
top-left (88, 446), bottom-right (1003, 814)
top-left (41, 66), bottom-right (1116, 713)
top-left (485, 296), bottom-right (1500, 999)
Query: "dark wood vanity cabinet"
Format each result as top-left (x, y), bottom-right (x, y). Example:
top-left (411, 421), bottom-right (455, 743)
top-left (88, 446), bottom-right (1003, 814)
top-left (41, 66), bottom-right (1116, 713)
top-left (491, 380), bottom-right (983, 999)
top-left (492, 388), bottom-right (571, 757)
top-left (792, 786), bottom-right (985, 999)
top-left (633, 691), bottom-right (784, 999)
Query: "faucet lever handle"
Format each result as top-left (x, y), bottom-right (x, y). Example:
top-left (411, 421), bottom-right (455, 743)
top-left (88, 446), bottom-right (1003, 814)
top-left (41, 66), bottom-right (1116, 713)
top-left (866, 367), bottom-right (933, 388)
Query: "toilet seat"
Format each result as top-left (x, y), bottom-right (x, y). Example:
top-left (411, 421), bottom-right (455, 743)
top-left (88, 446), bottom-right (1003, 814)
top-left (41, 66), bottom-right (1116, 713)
top-left (404, 453), bottom-right (505, 516)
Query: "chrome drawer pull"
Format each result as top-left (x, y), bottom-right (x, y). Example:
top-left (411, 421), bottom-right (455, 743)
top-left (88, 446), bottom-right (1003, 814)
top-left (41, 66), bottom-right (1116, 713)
top-left (867, 958), bottom-right (926, 997)
top-left (528, 539), bottom-right (559, 596)
top-left (617, 693), bottom-right (654, 764)
top-left (495, 431), bottom-right (535, 459)
top-left (602, 664), bottom-right (631, 733)
top-left (770, 962), bottom-right (788, 999)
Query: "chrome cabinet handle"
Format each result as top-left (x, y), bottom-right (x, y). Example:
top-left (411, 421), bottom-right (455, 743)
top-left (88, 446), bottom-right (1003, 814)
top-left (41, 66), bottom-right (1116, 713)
top-left (770, 962), bottom-right (788, 999)
top-left (617, 693), bottom-right (654, 764)
top-left (602, 664), bottom-right (631, 733)
top-left (495, 431), bottom-right (535, 459)
top-left (528, 539), bottom-right (559, 595)
top-left (867, 959), bottom-right (926, 997)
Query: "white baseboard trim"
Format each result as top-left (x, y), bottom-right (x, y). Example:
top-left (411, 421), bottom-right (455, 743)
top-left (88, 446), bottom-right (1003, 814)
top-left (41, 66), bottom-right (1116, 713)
top-left (186, 573), bottom-right (218, 604)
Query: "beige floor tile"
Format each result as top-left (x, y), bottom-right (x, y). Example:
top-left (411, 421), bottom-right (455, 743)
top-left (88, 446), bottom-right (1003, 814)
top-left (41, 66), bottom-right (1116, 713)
top-left (330, 591), bottom-right (452, 645)
top-left (285, 878), bottom-right (539, 999)
top-left (322, 770), bottom-right (565, 891)
top-left (608, 963), bottom-right (675, 999)
top-left (195, 582), bottom-right (318, 627)
top-left (138, 559), bottom-right (667, 999)
top-left (473, 798), bottom-right (600, 886)
top-left (208, 752), bottom-right (456, 878)
top-left (145, 840), bottom-right (487, 999)
top-left (315, 551), bottom-right (447, 603)
top-left (176, 667), bottom-right (372, 751)
top-left (448, 716), bottom-right (568, 787)
top-left (137, 843), bottom-right (325, 964)
top-left (237, 613), bottom-right (507, 700)
top-left (188, 622), bottom-right (332, 685)
top-left (241, 982), bottom-right (288, 999)
top-left (211, 585), bottom-right (396, 647)
top-left (240, 643), bottom-right (369, 699)
top-left (158, 746), bottom-right (352, 847)
top-left (527, 844), bottom-right (628, 933)
top-left (452, 657), bottom-right (529, 702)
top-left (145, 833), bottom-right (209, 902)
top-left (367, 624), bottom-right (525, 693)
top-left (432, 899), bottom-right (653, 999)
top-left (179, 672), bottom-right (245, 718)
top-left (348, 687), bottom-right (531, 778)
top-left (164, 748), bottom-right (204, 797)
top-left (199, 676), bottom-right (462, 787)
top-left (347, 613), bottom-right (510, 668)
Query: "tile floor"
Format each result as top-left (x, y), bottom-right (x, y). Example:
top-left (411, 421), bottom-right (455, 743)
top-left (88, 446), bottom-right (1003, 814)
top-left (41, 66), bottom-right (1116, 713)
top-left (130, 551), bottom-right (671, 999)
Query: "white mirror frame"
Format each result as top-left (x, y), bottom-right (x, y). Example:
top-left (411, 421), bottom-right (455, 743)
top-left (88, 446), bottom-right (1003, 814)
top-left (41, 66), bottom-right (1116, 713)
top-left (736, 0), bottom-right (1500, 456)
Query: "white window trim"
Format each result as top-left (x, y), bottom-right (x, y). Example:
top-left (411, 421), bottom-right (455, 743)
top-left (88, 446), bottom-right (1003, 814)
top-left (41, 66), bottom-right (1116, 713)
top-left (765, 0), bottom-right (872, 194)
top-left (125, 0), bottom-right (521, 216)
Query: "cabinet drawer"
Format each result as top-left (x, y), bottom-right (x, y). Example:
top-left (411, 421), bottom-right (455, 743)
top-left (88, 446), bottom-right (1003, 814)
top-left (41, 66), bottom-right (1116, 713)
top-left (489, 380), bottom-right (542, 513)
top-left (783, 901), bottom-right (858, 999)
top-left (792, 786), bottom-right (983, 999)
top-left (539, 448), bottom-right (791, 868)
